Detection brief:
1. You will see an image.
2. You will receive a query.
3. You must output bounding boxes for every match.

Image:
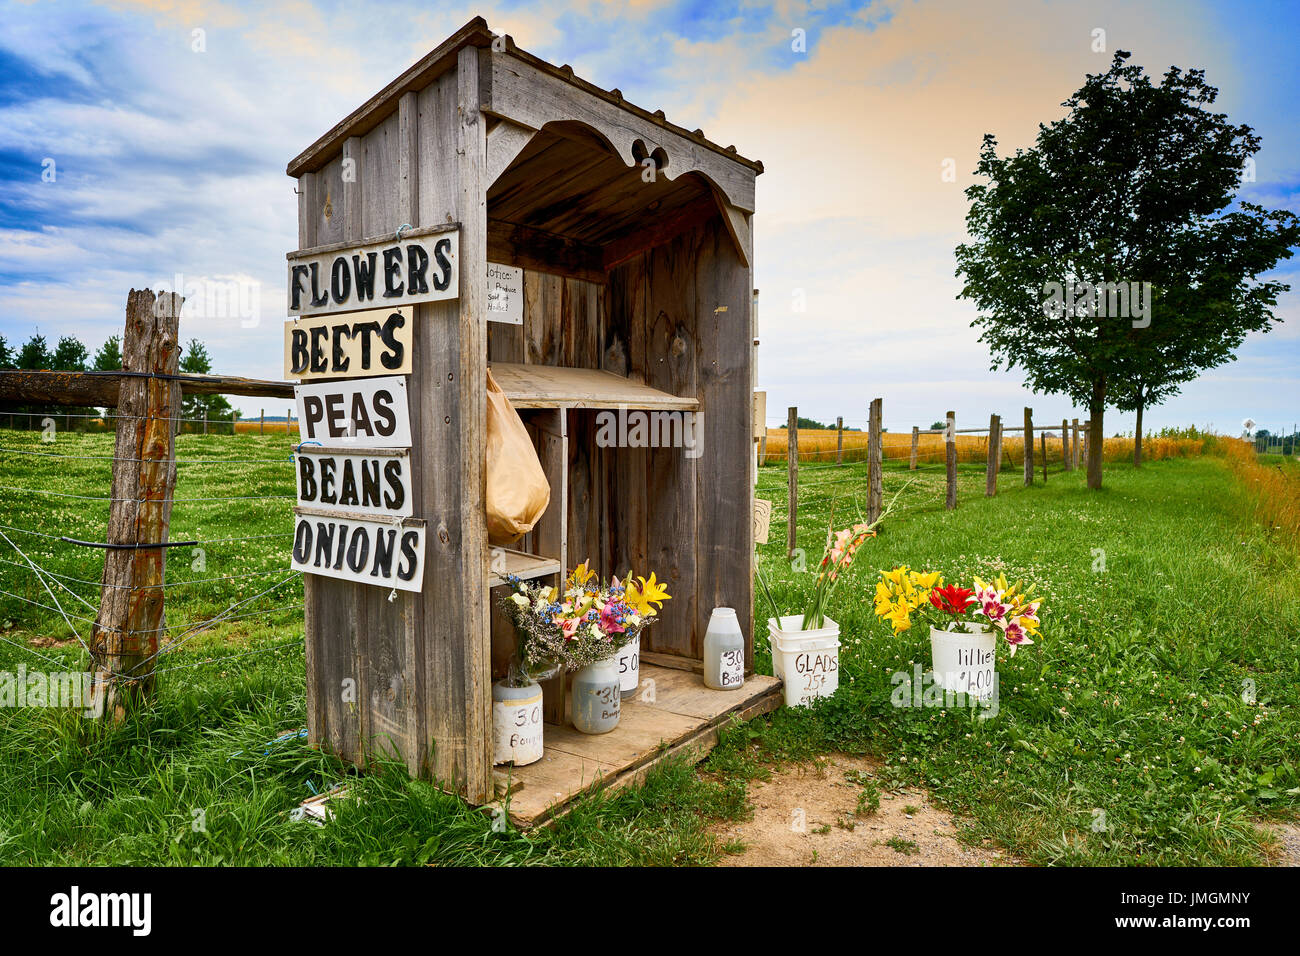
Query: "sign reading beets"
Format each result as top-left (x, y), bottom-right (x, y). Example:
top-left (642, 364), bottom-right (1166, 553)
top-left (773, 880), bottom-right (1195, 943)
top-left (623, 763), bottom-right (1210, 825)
top-left (286, 230), bottom-right (459, 318)
top-left (283, 307), bottom-right (413, 380)
top-left (291, 511), bottom-right (426, 591)
top-left (294, 375), bottom-right (412, 449)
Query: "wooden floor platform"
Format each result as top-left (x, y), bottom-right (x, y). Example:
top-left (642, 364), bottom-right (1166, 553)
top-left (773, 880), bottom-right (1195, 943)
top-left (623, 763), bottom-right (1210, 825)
top-left (491, 663), bottom-right (782, 828)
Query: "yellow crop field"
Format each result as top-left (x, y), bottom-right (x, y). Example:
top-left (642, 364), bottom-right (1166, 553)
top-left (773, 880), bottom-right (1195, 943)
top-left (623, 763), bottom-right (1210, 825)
top-left (759, 427), bottom-right (1240, 468)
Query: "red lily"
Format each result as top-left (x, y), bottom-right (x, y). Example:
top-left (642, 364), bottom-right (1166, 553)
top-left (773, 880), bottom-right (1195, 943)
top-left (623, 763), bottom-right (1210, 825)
top-left (930, 585), bottom-right (977, 615)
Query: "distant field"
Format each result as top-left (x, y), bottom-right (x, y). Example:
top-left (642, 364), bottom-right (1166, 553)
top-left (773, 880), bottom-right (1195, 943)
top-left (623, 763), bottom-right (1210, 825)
top-left (760, 426), bottom-right (1241, 468)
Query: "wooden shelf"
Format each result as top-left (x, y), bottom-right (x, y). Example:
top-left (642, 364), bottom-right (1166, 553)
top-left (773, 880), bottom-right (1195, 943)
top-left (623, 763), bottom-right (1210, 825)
top-left (491, 362), bottom-right (698, 411)
top-left (490, 664), bottom-right (782, 828)
top-left (489, 548), bottom-right (562, 587)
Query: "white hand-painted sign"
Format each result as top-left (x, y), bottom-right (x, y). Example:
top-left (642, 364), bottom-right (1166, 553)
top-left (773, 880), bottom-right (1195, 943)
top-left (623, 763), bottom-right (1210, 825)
top-left (486, 262), bottom-right (523, 325)
top-left (283, 307), bottom-right (413, 380)
top-left (294, 447), bottom-right (413, 519)
top-left (287, 230), bottom-right (458, 318)
top-left (291, 510), bottom-right (426, 591)
top-left (294, 376), bottom-right (411, 449)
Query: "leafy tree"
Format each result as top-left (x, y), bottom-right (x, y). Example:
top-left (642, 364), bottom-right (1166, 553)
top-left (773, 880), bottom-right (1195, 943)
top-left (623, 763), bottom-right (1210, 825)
top-left (955, 51), bottom-right (1300, 488)
top-left (0, 335), bottom-right (13, 369)
top-left (93, 335), bottom-right (123, 371)
top-left (930, 421), bottom-right (945, 430)
top-left (780, 416), bottom-right (833, 430)
top-left (179, 338), bottom-right (234, 426)
top-left (52, 335), bottom-right (89, 371)
top-left (17, 333), bottom-right (51, 370)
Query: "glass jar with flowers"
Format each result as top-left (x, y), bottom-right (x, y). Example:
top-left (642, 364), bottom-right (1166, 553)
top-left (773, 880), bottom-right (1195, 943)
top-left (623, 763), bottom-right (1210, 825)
top-left (538, 562), bottom-right (670, 734)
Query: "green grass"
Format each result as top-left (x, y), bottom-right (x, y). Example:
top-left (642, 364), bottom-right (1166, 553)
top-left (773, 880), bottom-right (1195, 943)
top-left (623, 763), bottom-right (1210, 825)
top-left (0, 431), bottom-right (1297, 865)
top-left (750, 453), bottom-right (1300, 865)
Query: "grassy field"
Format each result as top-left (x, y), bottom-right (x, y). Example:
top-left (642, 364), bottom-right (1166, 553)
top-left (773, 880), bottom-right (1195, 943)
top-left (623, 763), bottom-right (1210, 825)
top-left (0, 431), bottom-right (1296, 865)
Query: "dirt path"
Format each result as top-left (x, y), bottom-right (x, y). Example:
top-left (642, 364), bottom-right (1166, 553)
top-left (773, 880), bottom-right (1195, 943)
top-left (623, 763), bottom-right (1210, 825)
top-left (1266, 822), bottom-right (1300, 865)
top-left (712, 753), bottom-right (1015, 867)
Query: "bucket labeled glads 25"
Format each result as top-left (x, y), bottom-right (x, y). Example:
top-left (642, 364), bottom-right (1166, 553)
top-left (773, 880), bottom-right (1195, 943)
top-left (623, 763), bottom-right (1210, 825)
top-left (767, 614), bottom-right (840, 708)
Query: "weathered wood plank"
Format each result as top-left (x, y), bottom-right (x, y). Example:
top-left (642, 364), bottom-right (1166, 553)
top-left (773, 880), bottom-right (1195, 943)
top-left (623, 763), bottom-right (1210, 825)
top-left (485, 50), bottom-right (758, 212)
top-left (0, 370), bottom-right (294, 407)
top-left (643, 227), bottom-right (700, 657)
top-left (694, 215), bottom-right (753, 665)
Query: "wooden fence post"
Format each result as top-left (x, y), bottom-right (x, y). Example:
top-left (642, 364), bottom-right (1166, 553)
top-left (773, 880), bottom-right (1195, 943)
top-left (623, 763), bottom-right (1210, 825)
top-left (287, 407), bottom-right (292, 436)
top-left (909, 426), bottom-right (918, 470)
top-left (1072, 418), bottom-right (1080, 470)
top-left (1062, 418), bottom-right (1070, 471)
top-left (1041, 433), bottom-right (1048, 484)
top-left (1023, 407), bottom-right (1034, 487)
top-left (836, 416), bottom-right (843, 466)
top-left (868, 398), bottom-right (883, 524)
top-left (985, 413), bottom-right (999, 497)
top-left (90, 289), bottom-right (184, 718)
top-left (260, 408), bottom-right (265, 436)
top-left (945, 410), bottom-right (957, 510)
top-left (787, 406), bottom-right (798, 558)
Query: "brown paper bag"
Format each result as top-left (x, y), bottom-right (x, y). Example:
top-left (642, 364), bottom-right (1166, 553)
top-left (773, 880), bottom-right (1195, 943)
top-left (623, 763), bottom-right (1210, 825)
top-left (485, 367), bottom-right (551, 544)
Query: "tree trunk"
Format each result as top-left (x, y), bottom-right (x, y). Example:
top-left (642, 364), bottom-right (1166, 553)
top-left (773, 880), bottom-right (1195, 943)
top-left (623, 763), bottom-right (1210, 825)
top-left (1087, 379), bottom-right (1105, 490)
top-left (1133, 389), bottom-right (1144, 468)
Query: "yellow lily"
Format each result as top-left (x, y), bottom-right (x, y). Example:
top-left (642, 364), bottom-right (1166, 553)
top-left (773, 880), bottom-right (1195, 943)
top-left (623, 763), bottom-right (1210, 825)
top-left (626, 572), bottom-right (671, 616)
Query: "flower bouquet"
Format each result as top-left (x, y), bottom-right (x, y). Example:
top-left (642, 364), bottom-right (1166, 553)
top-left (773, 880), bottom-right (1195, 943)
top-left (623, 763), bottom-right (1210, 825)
top-left (497, 562), bottom-right (670, 734)
top-left (873, 568), bottom-right (1042, 699)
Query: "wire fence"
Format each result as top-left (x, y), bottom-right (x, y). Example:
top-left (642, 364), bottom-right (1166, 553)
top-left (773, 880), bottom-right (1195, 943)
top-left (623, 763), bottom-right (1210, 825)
top-left (0, 409), bottom-right (303, 437)
top-left (0, 427), bottom-right (304, 688)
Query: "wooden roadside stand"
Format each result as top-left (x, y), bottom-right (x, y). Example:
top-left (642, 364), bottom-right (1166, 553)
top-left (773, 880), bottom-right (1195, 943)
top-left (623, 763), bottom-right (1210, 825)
top-left (284, 18), bottom-right (778, 826)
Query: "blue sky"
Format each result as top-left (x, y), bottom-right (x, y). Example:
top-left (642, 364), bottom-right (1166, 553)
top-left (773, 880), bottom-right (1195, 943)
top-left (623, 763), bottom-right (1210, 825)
top-left (1, 0), bottom-right (1296, 436)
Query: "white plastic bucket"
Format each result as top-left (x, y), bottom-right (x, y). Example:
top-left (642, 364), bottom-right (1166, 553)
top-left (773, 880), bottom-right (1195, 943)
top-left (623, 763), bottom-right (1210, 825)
top-left (929, 626), bottom-right (997, 701)
top-left (492, 680), bottom-right (544, 766)
top-left (768, 615), bottom-right (840, 708)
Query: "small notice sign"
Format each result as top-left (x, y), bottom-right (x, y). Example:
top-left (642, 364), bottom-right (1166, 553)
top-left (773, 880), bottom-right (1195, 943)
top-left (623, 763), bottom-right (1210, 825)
top-left (294, 375), bottom-right (411, 449)
top-left (753, 498), bottom-right (772, 545)
top-left (287, 230), bottom-right (458, 319)
top-left (487, 262), bottom-right (523, 325)
top-left (284, 307), bottom-right (413, 380)
top-left (295, 447), bottom-right (413, 519)
top-left (291, 510), bottom-right (426, 591)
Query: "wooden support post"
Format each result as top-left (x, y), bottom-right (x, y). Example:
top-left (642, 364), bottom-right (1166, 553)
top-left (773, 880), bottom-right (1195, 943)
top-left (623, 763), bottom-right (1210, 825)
top-left (909, 426), bottom-right (918, 470)
top-left (758, 432), bottom-right (767, 467)
top-left (868, 398), bottom-right (883, 524)
top-left (1072, 418), bottom-right (1080, 470)
top-left (786, 406), bottom-right (798, 558)
top-left (1041, 433), bottom-right (1048, 484)
top-left (1023, 407), bottom-right (1034, 487)
top-left (985, 413), bottom-right (999, 497)
top-left (260, 409), bottom-right (264, 436)
top-left (90, 289), bottom-right (183, 719)
top-left (836, 416), bottom-right (843, 466)
top-left (1062, 418), bottom-right (1070, 471)
top-left (945, 410), bottom-right (956, 510)
top-left (202, 406), bottom-right (207, 435)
